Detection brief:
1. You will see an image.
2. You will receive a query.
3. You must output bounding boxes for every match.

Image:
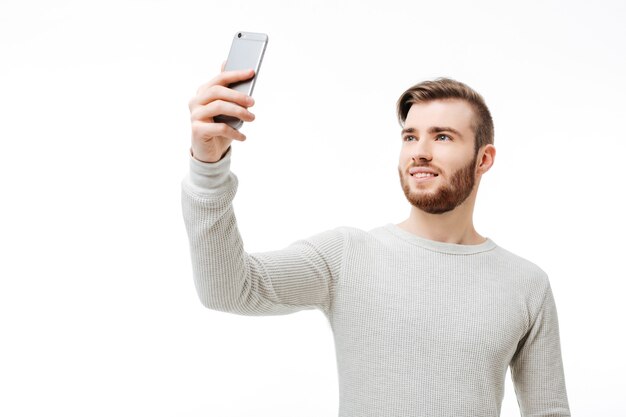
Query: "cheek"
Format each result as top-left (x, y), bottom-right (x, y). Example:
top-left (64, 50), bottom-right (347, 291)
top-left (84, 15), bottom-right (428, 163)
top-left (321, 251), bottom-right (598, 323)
top-left (440, 148), bottom-right (474, 169)
top-left (398, 148), bottom-right (411, 168)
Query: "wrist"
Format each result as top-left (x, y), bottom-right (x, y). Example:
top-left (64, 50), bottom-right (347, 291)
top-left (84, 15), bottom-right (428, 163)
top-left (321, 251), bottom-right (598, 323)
top-left (187, 146), bottom-right (234, 192)
top-left (190, 147), bottom-right (230, 163)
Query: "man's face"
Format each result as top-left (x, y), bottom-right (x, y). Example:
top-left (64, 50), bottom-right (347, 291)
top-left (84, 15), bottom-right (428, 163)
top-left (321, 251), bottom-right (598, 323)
top-left (398, 99), bottom-right (479, 214)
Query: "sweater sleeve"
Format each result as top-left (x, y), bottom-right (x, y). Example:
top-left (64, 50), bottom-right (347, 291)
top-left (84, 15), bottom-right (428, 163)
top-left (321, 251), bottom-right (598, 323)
top-left (181, 148), bottom-right (345, 316)
top-left (510, 281), bottom-right (571, 416)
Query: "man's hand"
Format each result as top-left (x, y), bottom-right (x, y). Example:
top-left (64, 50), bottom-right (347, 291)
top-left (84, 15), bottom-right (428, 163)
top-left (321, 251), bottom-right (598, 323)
top-left (188, 67), bottom-right (256, 163)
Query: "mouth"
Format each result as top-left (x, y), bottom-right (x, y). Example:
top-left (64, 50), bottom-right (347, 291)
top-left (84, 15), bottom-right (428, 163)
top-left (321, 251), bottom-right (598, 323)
top-left (410, 172), bottom-right (438, 179)
top-left (408, 166), bottom-right (440, 181)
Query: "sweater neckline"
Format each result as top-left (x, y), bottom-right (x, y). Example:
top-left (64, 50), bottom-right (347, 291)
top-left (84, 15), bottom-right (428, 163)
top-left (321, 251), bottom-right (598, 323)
top-left (384, 223), bottom-right (497, 255)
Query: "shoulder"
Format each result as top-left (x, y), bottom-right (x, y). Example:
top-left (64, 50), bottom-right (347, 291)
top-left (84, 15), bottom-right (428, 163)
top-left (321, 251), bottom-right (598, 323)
top-left (492, 244), bottom-right (547, 274)
top-left (332, 224), bottom-right (401, 246)
top-left (489, 243), bottom-right (551, 291)
top-left (305, 225), bottom-right (388, 241)
top-left (297, 225), bottom-right (397, 252)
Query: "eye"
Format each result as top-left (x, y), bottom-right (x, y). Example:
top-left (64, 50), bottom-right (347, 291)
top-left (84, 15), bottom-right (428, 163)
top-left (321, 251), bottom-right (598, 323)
top-left (403, 135), bottom-right (417, 142)
top-left (435, 134), bottom-right (451, 141)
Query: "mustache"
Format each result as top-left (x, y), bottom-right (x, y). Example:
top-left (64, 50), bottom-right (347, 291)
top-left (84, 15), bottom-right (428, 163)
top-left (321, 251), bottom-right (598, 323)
top-left (404, 161), bottom-right (442, 175)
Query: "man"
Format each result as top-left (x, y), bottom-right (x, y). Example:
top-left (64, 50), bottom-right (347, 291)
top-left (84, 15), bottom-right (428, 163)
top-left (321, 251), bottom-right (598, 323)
top-left (182, 69), bottom-right (571, 416)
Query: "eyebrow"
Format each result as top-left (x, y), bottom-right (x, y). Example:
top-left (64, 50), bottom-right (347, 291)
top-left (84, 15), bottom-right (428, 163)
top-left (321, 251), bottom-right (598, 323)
top-left (401, 126), bottom-right (464, 138)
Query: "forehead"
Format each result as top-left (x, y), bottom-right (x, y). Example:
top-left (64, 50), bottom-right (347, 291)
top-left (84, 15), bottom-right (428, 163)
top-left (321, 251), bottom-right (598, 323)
top-left (405, 99), bottom-right (476, 132)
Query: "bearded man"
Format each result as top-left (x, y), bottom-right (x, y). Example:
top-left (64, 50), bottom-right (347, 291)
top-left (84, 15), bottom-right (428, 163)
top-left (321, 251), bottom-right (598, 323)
top-left (182, 70), bottom-right (571, 417)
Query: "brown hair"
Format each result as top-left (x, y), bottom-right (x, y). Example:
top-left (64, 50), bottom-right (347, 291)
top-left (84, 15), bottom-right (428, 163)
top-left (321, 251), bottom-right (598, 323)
top-left (396, 77), bottom-right (494, 153)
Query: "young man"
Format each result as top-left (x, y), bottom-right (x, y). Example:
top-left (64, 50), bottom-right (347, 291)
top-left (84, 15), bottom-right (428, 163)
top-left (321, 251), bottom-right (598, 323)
top-left (182, 70), bottom-right (571, 416)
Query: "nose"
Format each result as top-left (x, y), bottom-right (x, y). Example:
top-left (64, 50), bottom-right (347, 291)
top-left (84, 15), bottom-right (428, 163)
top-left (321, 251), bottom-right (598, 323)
top-left (412, 140), bottom-right (432, 163)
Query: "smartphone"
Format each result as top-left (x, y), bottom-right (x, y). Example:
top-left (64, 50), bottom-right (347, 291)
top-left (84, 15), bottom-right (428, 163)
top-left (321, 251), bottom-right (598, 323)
top-left (214, 31), bottom-right (268, 130)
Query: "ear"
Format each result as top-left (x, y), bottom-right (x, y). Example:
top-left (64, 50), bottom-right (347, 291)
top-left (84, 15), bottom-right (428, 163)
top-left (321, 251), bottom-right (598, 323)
top-left (476, 144), bottom-right (496, 175)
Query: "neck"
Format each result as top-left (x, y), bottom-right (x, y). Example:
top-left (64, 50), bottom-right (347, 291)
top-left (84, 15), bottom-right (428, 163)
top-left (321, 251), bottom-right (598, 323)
top-left (397, 192), bottom-right (485, 245)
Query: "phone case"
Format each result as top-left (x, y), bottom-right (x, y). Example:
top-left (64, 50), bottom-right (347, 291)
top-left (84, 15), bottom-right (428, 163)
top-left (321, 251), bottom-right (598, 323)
top-left (214, 32), bottom-right (268, 130)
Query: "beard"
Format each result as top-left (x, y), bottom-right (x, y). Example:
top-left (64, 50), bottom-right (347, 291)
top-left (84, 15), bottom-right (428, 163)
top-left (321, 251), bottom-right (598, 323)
top-left (398, 154), bottom-right (478, 214)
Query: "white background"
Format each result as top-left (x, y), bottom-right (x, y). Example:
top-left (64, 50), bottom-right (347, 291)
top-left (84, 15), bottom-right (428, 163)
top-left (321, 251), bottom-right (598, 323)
top-left (1, 0), bottom-right (624, 416)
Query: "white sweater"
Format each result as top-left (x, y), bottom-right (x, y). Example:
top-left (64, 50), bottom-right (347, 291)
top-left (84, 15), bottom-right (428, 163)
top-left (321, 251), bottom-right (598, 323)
top-left (181, 148), bottom-right (571, 417)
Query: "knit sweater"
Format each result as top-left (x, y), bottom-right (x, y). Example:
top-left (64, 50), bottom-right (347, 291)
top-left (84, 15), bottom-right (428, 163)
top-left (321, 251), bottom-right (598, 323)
top-left (181, 147), bottom-right (571, 417)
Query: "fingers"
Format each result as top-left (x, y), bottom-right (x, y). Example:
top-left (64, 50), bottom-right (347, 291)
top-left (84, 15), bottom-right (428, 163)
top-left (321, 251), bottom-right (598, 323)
top-left (191, 84), bottom-right (254, 109)
top-left (190, 99), bottom-right (255, 123)
top-left (188, 69), bottom-right (257, 161)
top-left (215, 68), bottom-right (254, 86)
top-left (196, 68), bottom-right (254, 96)
top-left (192, 120), bottom-right (246, 142)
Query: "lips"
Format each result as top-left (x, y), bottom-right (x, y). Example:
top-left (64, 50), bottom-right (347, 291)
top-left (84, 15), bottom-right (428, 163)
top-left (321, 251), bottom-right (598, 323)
top-left (412, 172), bottom-right (437, 179)
top-left (408, 166), bottom-right (439, 178)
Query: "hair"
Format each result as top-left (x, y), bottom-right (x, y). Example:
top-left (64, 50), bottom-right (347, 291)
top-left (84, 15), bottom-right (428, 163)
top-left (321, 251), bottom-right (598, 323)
top-left (396, 77), bottom-right (494, 154)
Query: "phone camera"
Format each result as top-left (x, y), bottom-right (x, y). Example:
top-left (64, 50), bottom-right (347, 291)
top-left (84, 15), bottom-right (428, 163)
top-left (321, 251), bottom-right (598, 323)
top-left (237, 33), bottom-right (242, 38)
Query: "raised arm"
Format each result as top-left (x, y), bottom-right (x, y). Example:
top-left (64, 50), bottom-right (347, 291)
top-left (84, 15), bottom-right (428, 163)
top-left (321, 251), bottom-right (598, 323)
top-left (182, 68), bottom-right (345, 316)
